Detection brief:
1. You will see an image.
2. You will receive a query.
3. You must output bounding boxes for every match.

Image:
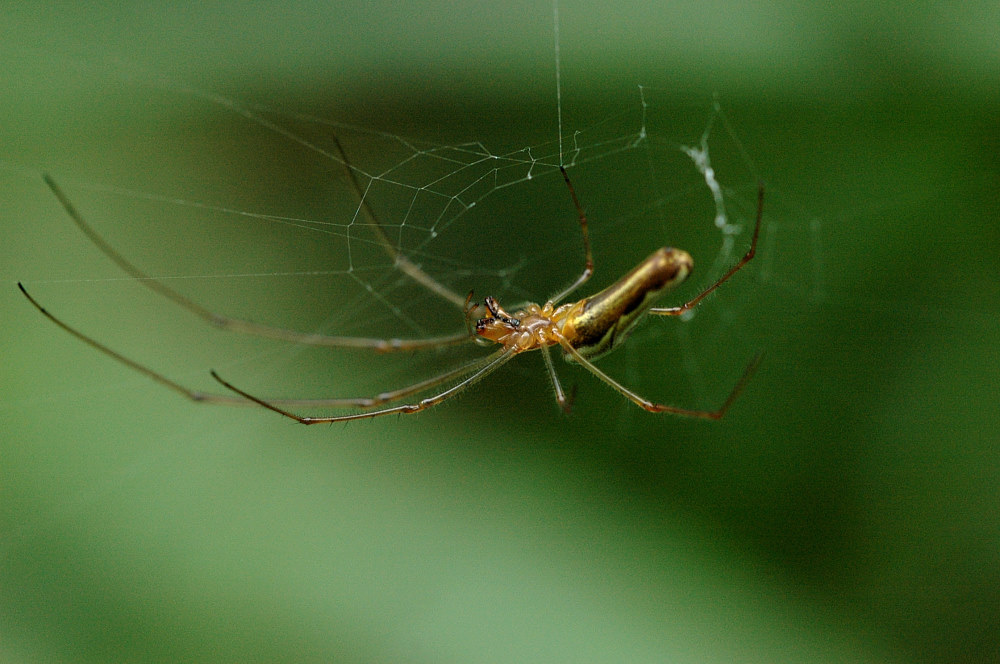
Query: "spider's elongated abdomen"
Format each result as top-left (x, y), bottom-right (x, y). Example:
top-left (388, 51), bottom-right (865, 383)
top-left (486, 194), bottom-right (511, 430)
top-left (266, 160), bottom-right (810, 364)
top-left (562, 247), bottom-right (692, 361)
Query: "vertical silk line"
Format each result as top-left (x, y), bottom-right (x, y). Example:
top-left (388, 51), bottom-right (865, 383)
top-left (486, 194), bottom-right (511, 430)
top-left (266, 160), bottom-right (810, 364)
top-left (552, 0), bottom-right (563, 167)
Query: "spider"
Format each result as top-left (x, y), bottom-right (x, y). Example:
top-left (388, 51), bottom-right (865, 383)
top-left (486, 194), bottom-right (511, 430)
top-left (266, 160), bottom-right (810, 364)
top-left (19, 134), bottom-right (763, 424)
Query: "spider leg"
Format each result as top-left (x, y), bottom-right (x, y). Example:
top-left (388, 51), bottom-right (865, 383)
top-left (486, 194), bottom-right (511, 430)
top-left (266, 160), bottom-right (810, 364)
top-left (329, 134), bottom-right (470, 309)
top-left (18, 282), bottom-right (483, 410)
top-left (540, 344), bottom-right (573, 413)
top-left (549, 166), bottom-right (594, 305)
top-left (43, 174), bottom-right (471, 352)
top-left (558, 336), bottom-right (762, 420)
top-left (651, 181), bottom-right (763, 316)
top-left (212, 347), bottom-right (518, 424)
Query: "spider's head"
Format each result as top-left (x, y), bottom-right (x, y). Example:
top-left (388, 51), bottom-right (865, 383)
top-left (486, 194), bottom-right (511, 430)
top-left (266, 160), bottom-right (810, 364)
top-left (472, 296), bottom-right (520, 344)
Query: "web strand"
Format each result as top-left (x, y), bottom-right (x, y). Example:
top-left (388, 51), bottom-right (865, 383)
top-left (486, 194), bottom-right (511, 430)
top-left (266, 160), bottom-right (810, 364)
top-left (553, 0), bottom-right (564, 167)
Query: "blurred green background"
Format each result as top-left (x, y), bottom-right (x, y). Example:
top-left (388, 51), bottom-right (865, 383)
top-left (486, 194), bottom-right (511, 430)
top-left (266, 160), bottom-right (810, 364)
top-left (3, 2), bottom-right (998, 662)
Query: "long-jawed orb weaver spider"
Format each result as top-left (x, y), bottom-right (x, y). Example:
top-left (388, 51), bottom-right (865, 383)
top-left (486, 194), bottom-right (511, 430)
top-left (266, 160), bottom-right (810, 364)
top-left (19, 132), bottom-right (763, 424)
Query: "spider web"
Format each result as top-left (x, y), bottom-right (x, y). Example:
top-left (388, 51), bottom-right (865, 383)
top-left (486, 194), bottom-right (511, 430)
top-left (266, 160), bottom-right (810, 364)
top-left (14, 72), bottom-right (815, 407)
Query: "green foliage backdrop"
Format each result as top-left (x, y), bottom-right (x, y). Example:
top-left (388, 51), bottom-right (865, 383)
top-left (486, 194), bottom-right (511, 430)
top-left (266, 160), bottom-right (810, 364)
top-left (3, 2), bottom-right (998, 662)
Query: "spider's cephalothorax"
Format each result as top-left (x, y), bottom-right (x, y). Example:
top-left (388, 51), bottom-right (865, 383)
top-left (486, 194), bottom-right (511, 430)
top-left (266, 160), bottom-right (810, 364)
top-left (474, 297), bottom-right (573, 352)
